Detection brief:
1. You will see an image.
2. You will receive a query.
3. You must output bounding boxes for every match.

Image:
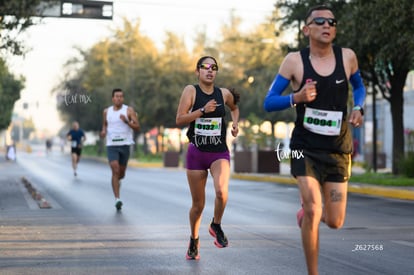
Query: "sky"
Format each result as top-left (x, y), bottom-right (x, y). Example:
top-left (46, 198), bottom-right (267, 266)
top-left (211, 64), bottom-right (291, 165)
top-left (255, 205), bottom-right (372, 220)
top-left (8, 0), bottom-right (279, 137)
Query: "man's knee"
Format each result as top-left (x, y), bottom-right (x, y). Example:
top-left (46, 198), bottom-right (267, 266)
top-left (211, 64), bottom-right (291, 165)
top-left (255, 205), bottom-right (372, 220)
top-left (110, 163), bottom-right (120, 176)
top-left (118, 166), bottom-right (127, 179)
top-left (304, 204), bottom-right (323, 222)
top-left (325, 216), bottom-right (345, 229)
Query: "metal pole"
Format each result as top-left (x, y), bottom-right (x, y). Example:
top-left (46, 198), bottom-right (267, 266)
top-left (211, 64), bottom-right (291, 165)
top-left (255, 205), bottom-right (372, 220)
top-left (373, 85), bottom-right (377, 172)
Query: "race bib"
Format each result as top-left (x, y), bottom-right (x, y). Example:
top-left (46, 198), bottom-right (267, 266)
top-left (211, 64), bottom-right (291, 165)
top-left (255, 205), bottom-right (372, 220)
top-left (303, 107), bottom-right (342, 136)
top-left (71, 141), bottom-right (77, 148)
top-left (194, 117), bottom-right (222, 136)
top-left (109, 132), bottom-right (128, 143)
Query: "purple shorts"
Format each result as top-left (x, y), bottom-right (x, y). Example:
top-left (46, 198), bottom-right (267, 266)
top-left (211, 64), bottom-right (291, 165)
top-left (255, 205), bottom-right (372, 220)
top-left (186, 143), bottom-right (230, 170)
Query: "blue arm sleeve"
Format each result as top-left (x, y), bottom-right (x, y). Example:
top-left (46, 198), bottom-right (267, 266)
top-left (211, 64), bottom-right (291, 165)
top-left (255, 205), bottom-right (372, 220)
top-left (263, 74), bottom-right (291, 112)
top-left (350, 70), bottom-right (366, 107)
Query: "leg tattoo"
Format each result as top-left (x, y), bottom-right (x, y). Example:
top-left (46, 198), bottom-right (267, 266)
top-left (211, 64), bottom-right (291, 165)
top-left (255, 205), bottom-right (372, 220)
top-left (330, 189), bottom-right (343, 202)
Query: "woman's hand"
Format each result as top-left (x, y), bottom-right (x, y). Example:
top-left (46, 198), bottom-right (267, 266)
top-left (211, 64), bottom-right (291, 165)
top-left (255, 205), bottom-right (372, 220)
top-left (231, 124), bottom-right (239, 137)
top-left (203, 99), bottom-right (219, 113)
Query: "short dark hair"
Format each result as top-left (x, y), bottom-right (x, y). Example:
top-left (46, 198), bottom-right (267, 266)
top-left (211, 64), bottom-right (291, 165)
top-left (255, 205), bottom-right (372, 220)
top-left (305, 5), bottom-right (335, 24)
top-left (112, 88), bottom-right (123, 97)
top-left (196, 56), bottom-right (218, 70)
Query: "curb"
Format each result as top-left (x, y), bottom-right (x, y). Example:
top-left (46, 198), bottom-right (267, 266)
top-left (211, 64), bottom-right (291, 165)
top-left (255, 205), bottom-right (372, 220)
top-left (347, 184), bottom-right (414, 201)
top-left (232, 173), bottom-right (414, 201)
top-left (21, 176), bottom-right (52, 209)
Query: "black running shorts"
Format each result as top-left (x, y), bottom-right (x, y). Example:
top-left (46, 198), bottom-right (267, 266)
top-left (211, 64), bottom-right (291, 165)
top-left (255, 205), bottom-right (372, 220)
top-left (71, 147), bottom-right (82, 156)
top-left (290, 149), bottom-right (351, 183)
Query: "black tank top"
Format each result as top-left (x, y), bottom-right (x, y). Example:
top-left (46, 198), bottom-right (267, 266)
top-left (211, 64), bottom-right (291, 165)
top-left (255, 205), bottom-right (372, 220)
top-left (290, 45), bottom-right (352, 153)
top-left (186, 85), bottom-right (228, 152)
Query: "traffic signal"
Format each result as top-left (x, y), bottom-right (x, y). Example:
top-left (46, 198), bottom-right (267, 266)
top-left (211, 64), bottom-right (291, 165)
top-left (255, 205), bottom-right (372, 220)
top-left (60, 0), bottom-right (113, 20)
top-left (36, 0), bottom-right (113, 20)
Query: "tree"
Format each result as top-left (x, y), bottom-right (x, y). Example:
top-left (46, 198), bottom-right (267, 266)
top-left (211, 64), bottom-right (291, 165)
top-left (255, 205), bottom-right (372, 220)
top-left (150, 31), bottom-right (193, 129)
top-left (56, 19), bottom-right (159, 131)
top-left (56, 19), bottom-right (193, 153)
top-left (338, 0), bottom-right (414, 174)
top-left (0, 58), bottom-right (24, 130)
top-left (216, 10), bottom-right (292, 147)
top-left (0, 0), bottom-right (53, 55)
top-left (1, 0), bottom-right (52, 131)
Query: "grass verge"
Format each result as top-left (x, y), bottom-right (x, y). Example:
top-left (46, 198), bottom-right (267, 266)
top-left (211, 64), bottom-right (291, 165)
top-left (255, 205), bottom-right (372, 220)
top-left (350, 172), bottom-right (414, 187)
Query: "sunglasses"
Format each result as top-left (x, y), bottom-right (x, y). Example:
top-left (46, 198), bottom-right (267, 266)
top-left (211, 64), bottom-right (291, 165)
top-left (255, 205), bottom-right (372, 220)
top-left (199, 63), bottom-right (219, 71)
top-left (307, 17), bottom-right (337, 27)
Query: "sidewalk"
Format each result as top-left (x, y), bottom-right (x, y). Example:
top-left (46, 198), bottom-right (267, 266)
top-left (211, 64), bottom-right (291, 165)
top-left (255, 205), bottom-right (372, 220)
top-left (0, 157), bottom-right (31, 211)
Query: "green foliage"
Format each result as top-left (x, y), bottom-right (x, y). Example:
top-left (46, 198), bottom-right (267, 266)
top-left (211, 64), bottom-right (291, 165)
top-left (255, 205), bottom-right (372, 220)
top-left (396, 128), bottom-right (414, 177)
top-left (340, 0), bottom-right (414, 174)
top-left (400, 152), bottom-right (414, 178)
top-left (82, 143), bottom-right (163, 163)
top-left (55, 19), bottom-right (195, 133)
top-left (0, 58), bottom-right (24, 130)
top-left (216, 16), bottom-right (291, 123)
top-left (149, 31), bottom-right (194, 128)
top-left (0, 0), bottom-right (50, 55)
top-left (350, 172), bottom-right (414, 186)
top-left (80, 144), bottom-right (100, 156)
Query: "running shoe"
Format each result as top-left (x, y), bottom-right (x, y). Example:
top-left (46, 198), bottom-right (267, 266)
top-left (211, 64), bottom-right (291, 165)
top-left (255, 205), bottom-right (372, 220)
top-left (209, 218), bottom-right (228, 248)
top-left (185, 237), bottom-right (200, 260)
top-left (297, 207), bottom-right (304, 228)
top-left (115, 199), bottom-right (123, 210)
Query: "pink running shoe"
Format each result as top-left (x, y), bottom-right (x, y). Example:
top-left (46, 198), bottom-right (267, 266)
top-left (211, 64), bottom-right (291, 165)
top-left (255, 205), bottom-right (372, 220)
top-left (209, 218), bottom-right (229, 248)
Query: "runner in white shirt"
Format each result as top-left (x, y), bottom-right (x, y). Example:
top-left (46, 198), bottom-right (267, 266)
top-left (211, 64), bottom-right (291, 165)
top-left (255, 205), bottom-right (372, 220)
top-left (100, 88), bottom-right (140, 210)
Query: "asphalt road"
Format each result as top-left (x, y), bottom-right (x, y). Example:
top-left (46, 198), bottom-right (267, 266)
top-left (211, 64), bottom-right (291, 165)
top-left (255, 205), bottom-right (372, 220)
top-left (0, 147), bottom-right (413, 275)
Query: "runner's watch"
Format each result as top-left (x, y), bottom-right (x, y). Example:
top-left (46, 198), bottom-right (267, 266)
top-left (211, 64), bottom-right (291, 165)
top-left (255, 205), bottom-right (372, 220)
top-left (353, 105), bottom-right (364, 116)
top-left (200, 107), bottom-right (205, 114)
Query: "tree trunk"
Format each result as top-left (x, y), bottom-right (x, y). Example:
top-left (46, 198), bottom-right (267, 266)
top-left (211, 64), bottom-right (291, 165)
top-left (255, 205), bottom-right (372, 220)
top-left (389, 69), bottom-right (409, 174)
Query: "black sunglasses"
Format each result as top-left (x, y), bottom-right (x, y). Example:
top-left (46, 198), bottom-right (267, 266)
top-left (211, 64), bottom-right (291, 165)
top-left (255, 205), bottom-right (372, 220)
top-left (199, 63), bottom-right (219, 71)
top-left (307, 17), bottom-right (337, 27)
